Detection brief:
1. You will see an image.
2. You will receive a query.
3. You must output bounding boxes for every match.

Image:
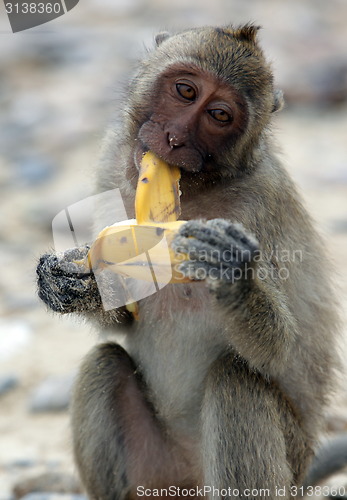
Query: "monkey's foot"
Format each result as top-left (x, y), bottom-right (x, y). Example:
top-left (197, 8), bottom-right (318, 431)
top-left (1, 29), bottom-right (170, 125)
top-left (36, 246), bottom-right (102, 314)
top-left (172, 219), bottom-right (259, 283)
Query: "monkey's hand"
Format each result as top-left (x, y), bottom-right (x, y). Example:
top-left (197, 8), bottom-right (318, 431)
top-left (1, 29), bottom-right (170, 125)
top-left (37, 247), bottom-right (134, 326)
top-left (172, 219), bottom-right (259, 283)
top-left (36, 246), bottom-right (102, 314)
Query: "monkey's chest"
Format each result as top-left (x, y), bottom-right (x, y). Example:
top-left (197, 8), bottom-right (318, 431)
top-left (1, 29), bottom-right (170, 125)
top-left (139, 281), bottom-right (210, 320)
top-left (125, 283), bottom-right (228, 432)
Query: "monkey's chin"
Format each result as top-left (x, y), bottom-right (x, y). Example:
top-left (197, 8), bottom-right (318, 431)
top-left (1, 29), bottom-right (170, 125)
top-left (170, 160), bottom-right (202, 173)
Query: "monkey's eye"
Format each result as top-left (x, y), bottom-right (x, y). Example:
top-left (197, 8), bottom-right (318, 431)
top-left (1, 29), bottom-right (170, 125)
top-left (176, 83), bottom-right (196, 101)
top-left (208, 109), bottom-right (233, 123)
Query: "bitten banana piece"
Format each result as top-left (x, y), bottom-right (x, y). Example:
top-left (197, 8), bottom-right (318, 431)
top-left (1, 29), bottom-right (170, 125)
top-left (135, 151), bottom-right (181, 224)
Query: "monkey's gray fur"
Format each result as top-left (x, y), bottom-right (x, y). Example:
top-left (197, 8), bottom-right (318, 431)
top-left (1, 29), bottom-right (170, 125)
top-left (37, 24), bottom-right (341, 500)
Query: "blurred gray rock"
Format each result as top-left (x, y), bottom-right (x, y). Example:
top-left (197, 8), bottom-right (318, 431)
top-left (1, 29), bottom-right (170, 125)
top-left (13, 471), bottom-right (82, 498)
top-left (329, 220), bottom-right (347, 234)
top-left (18, 496), bottom-right (85, 500)
top-left (0, 374), bottom-right (19, 396)
top-left (28, 374), bottom-right (75, 413)
top-left (7, 458), bottom-right (38, 468)
top-left (285, 60), bottom-right (347, 106)
top-left (14, 156), bottom-right (57, 186)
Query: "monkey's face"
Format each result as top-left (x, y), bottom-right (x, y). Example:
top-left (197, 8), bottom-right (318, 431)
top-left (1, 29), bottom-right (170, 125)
top-left (137, 64), bottom-right (248, 173)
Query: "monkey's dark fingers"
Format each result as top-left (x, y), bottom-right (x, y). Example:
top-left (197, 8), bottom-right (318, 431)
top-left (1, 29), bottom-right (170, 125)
top-left (208, 219), bottom-right (259, 252)
top-left (173, 219), bottom-right (259, 265)
top-left (176, 219), bottom-right (259, 258)
top-left (36, 251), bottom-right (101, 314)
top-left (173, 235), bottom-right (245, 269)
top-left (177, 220), bottom-right (227, 251)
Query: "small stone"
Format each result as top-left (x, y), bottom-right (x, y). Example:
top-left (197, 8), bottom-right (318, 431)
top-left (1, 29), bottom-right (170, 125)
top-left (329, 220), bottom-right (347, 234)
top-left (28, 374), bottom-right (75, 413)
top-left (13, 472), bottom-right (82, 498)
top-left (14, 155), bottom-right (57, 186)
top-left (0, 374), bottom-right (18, 396)
top-left (18, 496), bottom-right (85, 500)
top-left (8, 458), bottom-right (37, 468)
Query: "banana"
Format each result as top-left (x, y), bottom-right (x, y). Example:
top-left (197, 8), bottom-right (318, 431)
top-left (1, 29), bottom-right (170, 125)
top-left (85, 220), bottom-right (187, 283)
top-left (135, 151), bottom-right (181, 224)
top-left (78, 151), bottom-right (188, 287)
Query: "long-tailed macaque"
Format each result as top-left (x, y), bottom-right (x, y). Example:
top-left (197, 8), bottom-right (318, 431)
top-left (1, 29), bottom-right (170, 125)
top-left (37, 25), bottom-right (342, 499)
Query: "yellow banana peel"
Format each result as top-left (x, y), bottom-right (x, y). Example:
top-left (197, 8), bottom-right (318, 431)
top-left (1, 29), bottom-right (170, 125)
top-left (84, 220), bottom-right (187, 284)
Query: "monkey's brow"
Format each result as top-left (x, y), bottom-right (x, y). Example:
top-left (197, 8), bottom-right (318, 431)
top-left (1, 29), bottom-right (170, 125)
top-left (162, 65), bottom-right (200, 79)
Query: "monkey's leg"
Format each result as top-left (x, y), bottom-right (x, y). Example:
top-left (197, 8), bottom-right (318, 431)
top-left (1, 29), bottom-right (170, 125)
top-left (71, 343), bottom-right (194, 500)
top-left (201, 354), bottom-right (306, 500)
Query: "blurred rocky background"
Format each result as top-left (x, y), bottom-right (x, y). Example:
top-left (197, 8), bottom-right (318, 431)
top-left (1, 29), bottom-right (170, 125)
top-left (0, 0), bottom-right (347, 498)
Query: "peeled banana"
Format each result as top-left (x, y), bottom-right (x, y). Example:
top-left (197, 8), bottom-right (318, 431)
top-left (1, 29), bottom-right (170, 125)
top-left (80, 151), bottom-right (187, 284)
top-left (135, 151), bottom-right (181, 224)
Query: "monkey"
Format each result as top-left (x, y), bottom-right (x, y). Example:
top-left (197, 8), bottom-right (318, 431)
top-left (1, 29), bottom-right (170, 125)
top-left (36, 24), bottom-right (343, 499)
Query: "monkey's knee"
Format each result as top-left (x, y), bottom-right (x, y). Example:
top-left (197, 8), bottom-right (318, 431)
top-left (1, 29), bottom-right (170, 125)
top-left (71, 343), bottom-right (136, 499)
top-left (72, 342), bottom-right (136, 408)
top-left (202, 355), bottom-right (294, 498)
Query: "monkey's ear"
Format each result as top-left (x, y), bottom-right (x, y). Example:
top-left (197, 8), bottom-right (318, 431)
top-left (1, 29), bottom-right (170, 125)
top-left (272, 89), bottom-right (284, 113)
top-left (155, 31), bottom-right (171, 46)
top-left (232, 24), bottom-right (261, 43)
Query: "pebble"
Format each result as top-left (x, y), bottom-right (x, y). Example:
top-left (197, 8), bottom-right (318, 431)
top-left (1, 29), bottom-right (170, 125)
top-left (12, 471), bottom-right (82, 498)
top-left (7, 458), bottom-right (38, 468)
top-left (0, 375), bottom-right (19, 396)
top-left (13, 155), bottom-right (57, 186)
top-left (28, 374), bottom-right (75, 413)
top-left (329, 220), bottom-right (347, 234)
top-left (18, 495), bottom-right (85, 500)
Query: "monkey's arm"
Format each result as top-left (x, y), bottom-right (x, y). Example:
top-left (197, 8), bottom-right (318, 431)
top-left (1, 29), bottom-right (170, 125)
top-left (173, 219), bottom-right (298, 376)
top-left (36, 247), bottom-right (133, 326)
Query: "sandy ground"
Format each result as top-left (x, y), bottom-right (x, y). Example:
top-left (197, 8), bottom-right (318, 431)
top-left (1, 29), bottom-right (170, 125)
top-left (0, 0), bottom-right (347, 497)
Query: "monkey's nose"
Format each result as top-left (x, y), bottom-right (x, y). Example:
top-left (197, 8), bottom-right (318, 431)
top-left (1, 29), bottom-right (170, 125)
top-left (168, 133), bottom-right (184, 149)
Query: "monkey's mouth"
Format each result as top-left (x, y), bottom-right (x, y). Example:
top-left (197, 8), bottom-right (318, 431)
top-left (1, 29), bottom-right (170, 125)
top-left (135, 141), bottom-right (204, 174)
